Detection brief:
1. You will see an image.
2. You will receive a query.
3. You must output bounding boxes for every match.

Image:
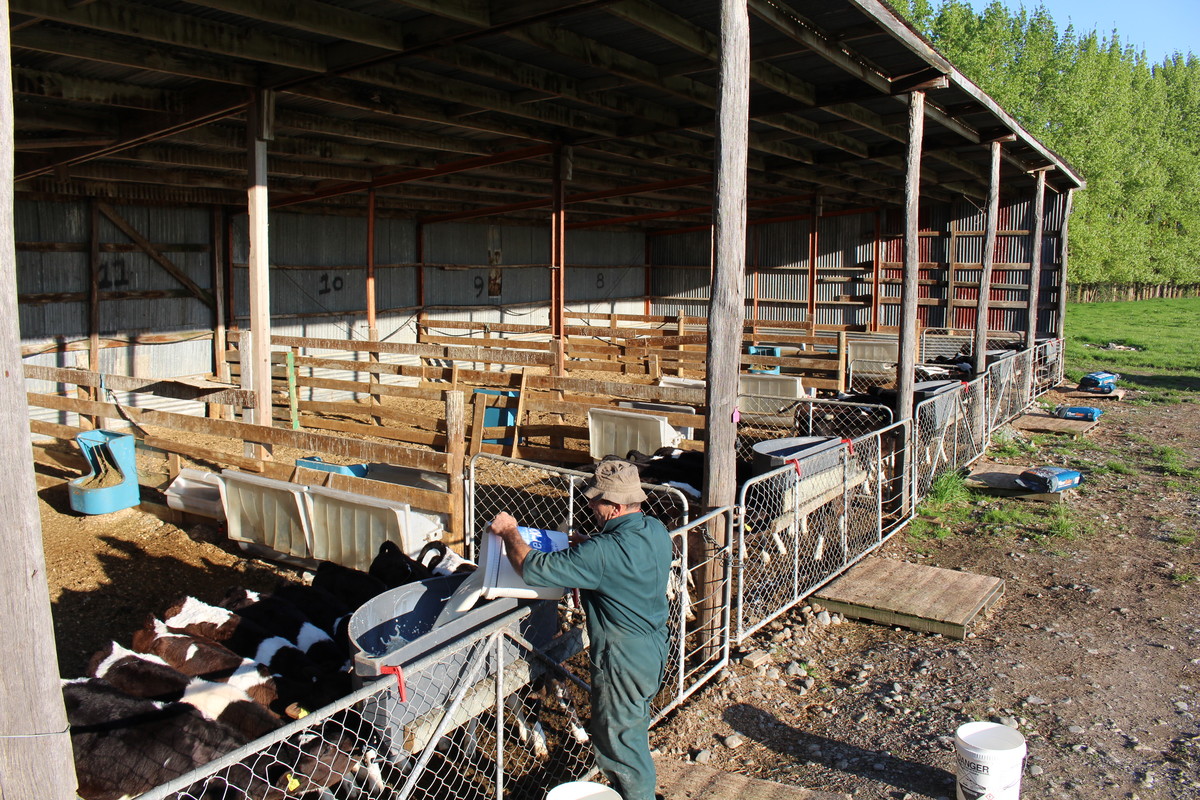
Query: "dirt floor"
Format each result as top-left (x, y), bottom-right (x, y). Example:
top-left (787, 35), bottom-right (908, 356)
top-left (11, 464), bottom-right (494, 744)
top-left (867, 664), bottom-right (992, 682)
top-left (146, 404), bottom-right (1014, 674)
top-left (38, 384), bottom-right (1199, 798)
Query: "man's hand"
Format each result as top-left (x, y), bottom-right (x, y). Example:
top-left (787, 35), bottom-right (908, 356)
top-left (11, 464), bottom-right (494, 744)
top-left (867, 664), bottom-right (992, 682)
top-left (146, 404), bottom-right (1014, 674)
top-left (489, 512), bottom-right (531, 578)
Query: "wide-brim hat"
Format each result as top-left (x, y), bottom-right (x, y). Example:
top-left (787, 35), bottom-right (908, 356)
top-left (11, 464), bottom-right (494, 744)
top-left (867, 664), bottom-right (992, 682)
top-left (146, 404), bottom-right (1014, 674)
top-left (583, 460), bottom-right (647, 505)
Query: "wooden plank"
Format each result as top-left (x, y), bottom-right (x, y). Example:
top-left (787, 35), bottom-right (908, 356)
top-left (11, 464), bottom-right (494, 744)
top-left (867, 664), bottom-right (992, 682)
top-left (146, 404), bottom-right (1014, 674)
top-left (963, 462), bottom-right (1066, 503)
top-left (299, 414), bottom-right (448, 448)
top-left (655, 758), bottom-right (849, 800)
top-left (419, 334), bottom-right (552, 351)
top-left (298, 375), bottom-right (445, 401)
top-left (814, 557), bottom-right (1004, 639)
top-left (98, 202), bottom-right (215, 308)
top-left (23, 364), bottom-right (253, 406)
top-left (298, 400), bottom-right (446, 432)
top-left (1058, 388), bottom-right (1126, 402)
top-left (271, 334), bottom-right (553, 367)
top-left (142, 436), bottom-right (265, 473)
top-left (1010, 412), bottom-right (1100, 437)
top-left (27, 392), bottom-right (449, 472)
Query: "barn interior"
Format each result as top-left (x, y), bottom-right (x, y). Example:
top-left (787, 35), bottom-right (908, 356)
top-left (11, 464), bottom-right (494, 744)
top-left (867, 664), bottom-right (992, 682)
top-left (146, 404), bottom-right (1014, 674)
top-left (6, 2), bottom-right (1085, 798)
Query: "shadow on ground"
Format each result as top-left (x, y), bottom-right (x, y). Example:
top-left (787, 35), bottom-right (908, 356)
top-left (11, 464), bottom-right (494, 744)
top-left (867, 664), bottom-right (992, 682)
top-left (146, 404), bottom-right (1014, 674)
top-left (724, 703), bottom-right (955, 797)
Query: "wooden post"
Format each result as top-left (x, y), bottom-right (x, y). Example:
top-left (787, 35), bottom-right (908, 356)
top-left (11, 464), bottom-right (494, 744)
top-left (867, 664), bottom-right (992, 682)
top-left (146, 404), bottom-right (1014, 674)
top-left (895, 90), bottom-right (925, 427)
top-left (550, 145), bottom-right (567, 377)
top-left (366, 188), bottom-right (381, 421)
top-left (870, 211), bottom-right (881, 332)
top-left (286, 348), bottom-right (300, 430)
top-left (947, 216), bottom-right (959, 330)
top-left (807, 197), bottom-right (821, 324)
top-left (87, 198), bottom-right (104, 428)
top-left (211, 206), bottom-right (229, 419)
top-left (445, 390), bottom-right (466, 549)
top-left (837, 330), bottom-right (848, 393)
top-left (246, 89), bottom-right (274, 458)
top-left (0, 6), bottom-right (79, 791)
top-left (1025, 169), bottom-right (1047, 399)
top-left (972, 141), bottom-right (1002, 374)
top-left (700, 0), bottom-right (749, 660)
top-left (1056, 189), bottom-right (1074, 341)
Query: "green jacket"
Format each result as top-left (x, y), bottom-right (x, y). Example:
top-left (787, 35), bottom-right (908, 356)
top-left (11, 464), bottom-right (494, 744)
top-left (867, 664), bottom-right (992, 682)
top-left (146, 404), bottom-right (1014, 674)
top-left (522, 512), bottom-right (672, 646)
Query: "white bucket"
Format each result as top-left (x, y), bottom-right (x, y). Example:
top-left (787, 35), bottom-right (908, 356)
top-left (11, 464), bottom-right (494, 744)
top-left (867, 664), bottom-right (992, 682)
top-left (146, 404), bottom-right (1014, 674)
top-left (954, 721), bottom-right (1027, 800)
top-left (545, 781), bottom-right (622, 800)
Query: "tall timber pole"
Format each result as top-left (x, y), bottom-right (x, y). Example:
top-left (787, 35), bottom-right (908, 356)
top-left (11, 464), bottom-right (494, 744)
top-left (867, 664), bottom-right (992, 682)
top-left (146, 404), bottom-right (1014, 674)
top-left (700, 0), bottom-right (749, 657)
top-left (0, 4), bottom-right (79, 795)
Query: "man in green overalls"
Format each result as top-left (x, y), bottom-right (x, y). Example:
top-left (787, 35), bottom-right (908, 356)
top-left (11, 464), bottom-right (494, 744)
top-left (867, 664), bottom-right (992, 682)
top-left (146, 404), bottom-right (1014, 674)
top-left (489, 459), bottom-right (672, 800)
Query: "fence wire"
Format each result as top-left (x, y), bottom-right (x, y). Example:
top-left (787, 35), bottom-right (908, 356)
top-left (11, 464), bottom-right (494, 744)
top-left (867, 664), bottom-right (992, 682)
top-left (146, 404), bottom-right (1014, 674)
top-left (735, 394), bottom-right (893, 464)
top-left (465, 454), bottom-right (728, 724)
top-left (137, 611), bottom-right (594, 800)
top-left (124, 339), bottom-right (1066, 800)
top-left (735, 423), bottom-right (907, 642)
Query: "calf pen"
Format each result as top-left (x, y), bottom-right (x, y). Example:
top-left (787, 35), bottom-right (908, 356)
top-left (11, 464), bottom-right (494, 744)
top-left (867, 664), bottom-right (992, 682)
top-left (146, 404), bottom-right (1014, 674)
top-left (75, 339), bottom-right (1063, 800)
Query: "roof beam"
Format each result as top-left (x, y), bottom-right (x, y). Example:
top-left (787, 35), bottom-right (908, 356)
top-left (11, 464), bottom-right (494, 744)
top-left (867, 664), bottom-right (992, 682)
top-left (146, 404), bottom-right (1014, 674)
top-left (180, 0), bottom-right (407, 53)
top-left (10, 0), bottom-right (329, 72)
top-left (11, 24), bottom-right (260, 85)
top-left (13, 67), bottom-right (181, 112)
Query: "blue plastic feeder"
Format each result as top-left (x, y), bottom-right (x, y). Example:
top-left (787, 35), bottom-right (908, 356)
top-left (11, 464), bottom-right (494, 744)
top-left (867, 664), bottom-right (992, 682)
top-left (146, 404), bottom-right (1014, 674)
top-left (68, 430), bottom-right (140, 515)
top-left (474, 389), bottom-right (519, 444)
top-left (747, 345), bottom-right (781, 374)
top-left (295, 456), bottom-right (369, 478)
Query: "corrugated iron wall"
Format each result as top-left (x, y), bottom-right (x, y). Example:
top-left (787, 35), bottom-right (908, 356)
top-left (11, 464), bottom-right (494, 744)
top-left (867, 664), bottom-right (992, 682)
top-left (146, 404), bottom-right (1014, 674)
top-left (18, 185), bottom-right (1069, 415)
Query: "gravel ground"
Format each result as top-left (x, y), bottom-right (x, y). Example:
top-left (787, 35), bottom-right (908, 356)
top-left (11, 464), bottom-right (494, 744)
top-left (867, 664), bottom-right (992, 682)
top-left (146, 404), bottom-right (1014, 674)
top-left (39, 386), bottom-right (1199, 799)
top-left (650, 387), bottom-right (1200, 799)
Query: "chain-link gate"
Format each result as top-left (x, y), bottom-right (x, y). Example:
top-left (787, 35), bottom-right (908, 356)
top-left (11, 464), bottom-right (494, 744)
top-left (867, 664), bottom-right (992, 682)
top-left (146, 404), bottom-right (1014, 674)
top-left (136, 611), bottom-right (595, 800)
top-left (1031, 338), bottom-right (1064, 397)
top-left (910, 376), bottom-right (991, 500)
top-left (465, 454), bottom-right (729, 725)
top-left (734, 422), bottom-right (908, 643)
top-left (128, 340), bottom-right (1067, 800)
top-left (654, 508), bottom-right (734, 723)
top-left (846, 359), bottom-right (896, 393)
top-left (735, 394), bottom-right (894, 464)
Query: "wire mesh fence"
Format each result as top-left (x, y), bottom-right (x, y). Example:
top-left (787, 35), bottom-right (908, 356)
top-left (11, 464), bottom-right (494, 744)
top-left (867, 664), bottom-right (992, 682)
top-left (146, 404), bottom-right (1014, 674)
top-left (910, 377), bottom-right (991, 501)
top-left (1031, 338), bottom-right (1064, 397)
top-left (735, 395), bottom-right (894, 464)
top-left (734, 422), bottom-right (907, 643)
top-left (465, 453), bottom-right (728, 724)
top-left (846, 359), bottom-right (896, 393)
top-left (654, 508), bottom-right (733, 723)
top-left (125, 340), bottom-right (1066, 800)
top-left (135, 608), bottom-right (595, 800)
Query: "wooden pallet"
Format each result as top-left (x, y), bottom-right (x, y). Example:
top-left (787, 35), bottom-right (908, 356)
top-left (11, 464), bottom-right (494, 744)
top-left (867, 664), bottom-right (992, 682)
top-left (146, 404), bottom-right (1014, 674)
top-left (813, 557), bottom-right (1004, 639)
top-left (964, 463), bottom-right (1067, 503)
top-left (1011, 412), bottom-right (1100, 436)
top-left (656, 758), bottom-right (850, 800)
top-left (1057, 388), bottom-right (1126, 401)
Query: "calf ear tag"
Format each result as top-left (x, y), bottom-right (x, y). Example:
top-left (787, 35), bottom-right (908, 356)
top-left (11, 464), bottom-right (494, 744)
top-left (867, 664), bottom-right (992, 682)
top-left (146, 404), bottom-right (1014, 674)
top-left (286, 774), bottom-right (301, 792)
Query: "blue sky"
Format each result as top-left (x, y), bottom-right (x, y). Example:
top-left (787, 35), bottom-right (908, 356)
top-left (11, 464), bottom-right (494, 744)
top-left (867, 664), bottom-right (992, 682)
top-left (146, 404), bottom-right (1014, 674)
top-left (964, 0), bottom-right (1198, 62)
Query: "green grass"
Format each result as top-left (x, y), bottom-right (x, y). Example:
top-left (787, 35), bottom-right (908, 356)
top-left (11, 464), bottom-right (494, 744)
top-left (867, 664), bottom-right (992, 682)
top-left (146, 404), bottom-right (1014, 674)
top-left (1150, 446), bottom-right (1200, 479)
top-left (909, 472), bottom-right (973, 540)
top-left (1064, 298), bottom-right (1200, 395)
top-left (1045, 505), bottom-right (1085, 539)
top-left (1167, 530), bottom-right (1196, 546)
top-left (990, 433), bottom-right (1036, 459)
top-left (1171, 571), bottom-right (1196, 585)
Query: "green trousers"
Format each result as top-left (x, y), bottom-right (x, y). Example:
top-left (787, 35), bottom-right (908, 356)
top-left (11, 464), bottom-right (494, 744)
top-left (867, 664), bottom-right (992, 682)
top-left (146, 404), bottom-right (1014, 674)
top-left (589, 632), bottom-right (667, 800)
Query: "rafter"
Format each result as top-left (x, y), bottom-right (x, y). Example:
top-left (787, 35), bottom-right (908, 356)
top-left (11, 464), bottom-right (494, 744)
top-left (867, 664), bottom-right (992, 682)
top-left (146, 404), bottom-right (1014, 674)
top-left (11, 0), bottom-right (329, 72)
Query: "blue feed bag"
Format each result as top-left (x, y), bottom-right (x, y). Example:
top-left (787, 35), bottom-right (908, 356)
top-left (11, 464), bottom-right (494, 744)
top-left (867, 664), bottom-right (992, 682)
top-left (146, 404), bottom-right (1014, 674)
top-left (1078, 371), bottom-right (1118, 394)
top-left (1054, 405), bottom-right (1103, 421)
top-left (1015, 467), bottom-right (1082, 493)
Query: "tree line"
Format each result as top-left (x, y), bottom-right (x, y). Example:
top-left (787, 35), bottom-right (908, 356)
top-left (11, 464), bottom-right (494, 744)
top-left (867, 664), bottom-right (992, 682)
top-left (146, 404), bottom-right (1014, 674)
top-left (890, 0), bottom-right (1200, 285)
